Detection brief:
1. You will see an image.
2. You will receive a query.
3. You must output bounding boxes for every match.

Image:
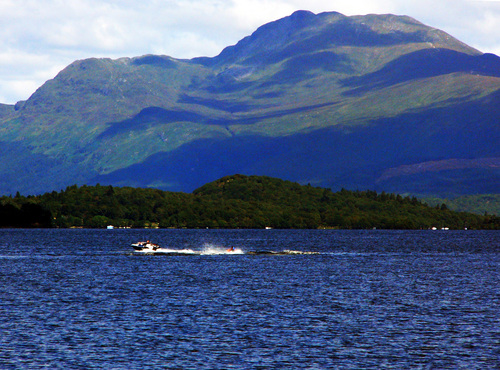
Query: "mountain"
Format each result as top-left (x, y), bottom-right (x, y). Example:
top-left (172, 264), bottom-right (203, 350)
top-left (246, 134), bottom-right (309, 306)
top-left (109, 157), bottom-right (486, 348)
top-left (1, 10), bottom-right (499, 196)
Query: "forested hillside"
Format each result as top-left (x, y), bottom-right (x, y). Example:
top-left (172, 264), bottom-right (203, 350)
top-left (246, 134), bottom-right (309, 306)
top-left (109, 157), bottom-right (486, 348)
top-left (1, 175), bottom-right (497, 229)
top-left (423, 194), bottom-right (500, 216)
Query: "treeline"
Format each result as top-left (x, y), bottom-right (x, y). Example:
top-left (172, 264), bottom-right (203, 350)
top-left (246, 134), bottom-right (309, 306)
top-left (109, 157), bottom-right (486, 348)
top-left (1, 175), bottom-right (498, 229)
top-left (423, 194), bottom-right (500, 216)
top-left (0, 199), bottom-right (52, 228)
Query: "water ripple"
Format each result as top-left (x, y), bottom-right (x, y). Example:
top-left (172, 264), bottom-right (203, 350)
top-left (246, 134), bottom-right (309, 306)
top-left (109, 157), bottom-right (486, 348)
top-left (0, 229), bottom-right (498, 368)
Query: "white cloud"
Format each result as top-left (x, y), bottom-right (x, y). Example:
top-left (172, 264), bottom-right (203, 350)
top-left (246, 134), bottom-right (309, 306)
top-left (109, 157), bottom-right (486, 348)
top-left (1, 0), bottom-right (499, 104)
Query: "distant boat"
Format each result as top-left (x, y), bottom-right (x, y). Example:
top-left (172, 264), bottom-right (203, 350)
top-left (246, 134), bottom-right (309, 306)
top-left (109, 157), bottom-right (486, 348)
top-left (107, 225), bottom-right (114, 229)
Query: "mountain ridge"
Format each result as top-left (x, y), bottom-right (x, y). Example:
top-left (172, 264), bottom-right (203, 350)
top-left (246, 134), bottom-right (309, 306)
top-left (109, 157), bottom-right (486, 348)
top-left (0, 10), bottom-right (499, 197)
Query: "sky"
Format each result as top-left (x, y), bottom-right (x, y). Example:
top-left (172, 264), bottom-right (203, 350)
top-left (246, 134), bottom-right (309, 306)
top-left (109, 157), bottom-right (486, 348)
top-left (1, 0), bottom-right (500, 104)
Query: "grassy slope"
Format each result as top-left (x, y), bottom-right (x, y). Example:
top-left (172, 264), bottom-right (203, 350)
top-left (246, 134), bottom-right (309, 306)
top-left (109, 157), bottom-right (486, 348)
top-left (0, 103), bottom-right (14, 118)
top-left (0, 11), bottom-right (498, 195)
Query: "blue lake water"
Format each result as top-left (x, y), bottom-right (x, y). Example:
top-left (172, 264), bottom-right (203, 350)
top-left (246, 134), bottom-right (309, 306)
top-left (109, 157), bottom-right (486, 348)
top-left (0, 229), bottom-right (499, 369)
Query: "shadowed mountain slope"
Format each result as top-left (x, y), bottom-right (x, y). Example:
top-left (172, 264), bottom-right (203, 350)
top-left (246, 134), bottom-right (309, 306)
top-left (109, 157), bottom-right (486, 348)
top-left (0, 10), bottom-right (498, 196)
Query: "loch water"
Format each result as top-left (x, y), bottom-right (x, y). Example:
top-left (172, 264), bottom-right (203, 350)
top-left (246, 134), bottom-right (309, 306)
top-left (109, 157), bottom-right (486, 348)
top-left (0, 229), bottom-right (499, 369)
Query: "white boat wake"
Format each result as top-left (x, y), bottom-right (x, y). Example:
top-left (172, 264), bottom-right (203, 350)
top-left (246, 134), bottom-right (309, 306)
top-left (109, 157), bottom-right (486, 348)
top-left (131, 241), bottom-right (319, 256)
top-left (132, 243), bottom-right (244, 255)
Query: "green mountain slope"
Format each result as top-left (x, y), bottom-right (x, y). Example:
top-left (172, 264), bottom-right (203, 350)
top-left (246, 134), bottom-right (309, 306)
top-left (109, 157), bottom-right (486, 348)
top-left (0, 10), bottom-right (499, 196)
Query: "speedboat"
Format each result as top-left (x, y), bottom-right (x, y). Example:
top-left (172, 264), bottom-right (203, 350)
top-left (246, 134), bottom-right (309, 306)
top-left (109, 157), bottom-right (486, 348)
top-left (131, 241), bottom-right (160, 252)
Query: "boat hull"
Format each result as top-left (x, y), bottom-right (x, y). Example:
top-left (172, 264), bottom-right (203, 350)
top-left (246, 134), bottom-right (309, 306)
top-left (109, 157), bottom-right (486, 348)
top-left (131, 242), bottom-right (160, 252)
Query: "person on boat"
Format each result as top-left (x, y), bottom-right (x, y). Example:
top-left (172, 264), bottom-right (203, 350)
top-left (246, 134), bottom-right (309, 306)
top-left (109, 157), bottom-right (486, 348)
top-left (226, 246), bottom-right (235, 252)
